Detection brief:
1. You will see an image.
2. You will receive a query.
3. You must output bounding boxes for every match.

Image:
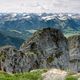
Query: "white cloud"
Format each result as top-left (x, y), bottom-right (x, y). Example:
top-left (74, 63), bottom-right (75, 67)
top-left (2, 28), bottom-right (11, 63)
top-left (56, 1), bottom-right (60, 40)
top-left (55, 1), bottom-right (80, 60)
top-left (0, 0), bottom-right (80, 13)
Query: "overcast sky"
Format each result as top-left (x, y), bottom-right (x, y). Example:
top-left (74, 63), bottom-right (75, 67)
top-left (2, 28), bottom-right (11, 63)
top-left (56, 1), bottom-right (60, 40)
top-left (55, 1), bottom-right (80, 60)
top-left (0, 0), bottom-right (80, 13)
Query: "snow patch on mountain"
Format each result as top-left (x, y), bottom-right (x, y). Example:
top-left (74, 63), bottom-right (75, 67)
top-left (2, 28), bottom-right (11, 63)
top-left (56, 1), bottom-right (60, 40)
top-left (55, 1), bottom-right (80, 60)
top-left (10, 30), bottom-right (22, 34)
top-left (25, 30), bottom-right (37, 33)
top-left (41, 15), bottom-right (55, 20)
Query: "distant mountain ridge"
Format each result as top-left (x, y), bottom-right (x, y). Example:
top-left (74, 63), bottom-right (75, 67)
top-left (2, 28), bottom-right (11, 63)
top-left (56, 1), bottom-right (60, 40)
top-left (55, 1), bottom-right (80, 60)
top-left (0, 13), bottom-right (80, 38)
top-left (0, 32), bottom-right (24, 48)
top-left (0, 13), bottom-right (80, 48)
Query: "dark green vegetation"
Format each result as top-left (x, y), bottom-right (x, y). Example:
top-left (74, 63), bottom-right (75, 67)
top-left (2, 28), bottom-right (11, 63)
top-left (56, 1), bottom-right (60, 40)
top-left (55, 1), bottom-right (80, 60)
top-left (47, 56), bottom-right (54, 63)
top-left (66, 75), bottom-right (78, 80)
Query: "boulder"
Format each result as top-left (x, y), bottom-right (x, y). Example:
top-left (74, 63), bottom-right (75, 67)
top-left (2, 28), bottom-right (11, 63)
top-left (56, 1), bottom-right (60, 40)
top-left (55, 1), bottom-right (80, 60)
top-left (42, 69), bottom-right (68, 80)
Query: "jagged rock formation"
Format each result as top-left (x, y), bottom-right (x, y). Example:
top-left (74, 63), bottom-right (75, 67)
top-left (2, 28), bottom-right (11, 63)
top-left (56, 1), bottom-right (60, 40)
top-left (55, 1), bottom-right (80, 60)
top-left (1, 28), bottom-right (80, 73)
top-left (0, 45), bottom-right (38, 73)
top-left (0, 45), bottom-right (17, 72)
top-left (21, 28), bottom-right (69, 70)
top-left (68, 35), bottom-right (80, 72)
top-left (0, 28), bottom-right (70, 73)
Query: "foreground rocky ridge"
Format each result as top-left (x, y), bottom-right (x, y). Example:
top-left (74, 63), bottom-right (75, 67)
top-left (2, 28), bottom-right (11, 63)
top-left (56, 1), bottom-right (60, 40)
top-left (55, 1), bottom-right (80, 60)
top-left (0, 28), bottom-right (80, 73)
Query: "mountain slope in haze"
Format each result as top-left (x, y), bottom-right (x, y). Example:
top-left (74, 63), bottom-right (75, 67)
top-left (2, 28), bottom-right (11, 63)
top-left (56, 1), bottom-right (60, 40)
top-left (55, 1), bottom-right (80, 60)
top-left (0, 32), bottom-right (24, 48)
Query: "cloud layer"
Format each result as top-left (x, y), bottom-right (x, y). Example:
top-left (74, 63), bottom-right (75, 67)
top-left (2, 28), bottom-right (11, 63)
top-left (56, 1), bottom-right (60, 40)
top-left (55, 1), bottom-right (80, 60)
top-left (0, 0), bottom-right (80, 13)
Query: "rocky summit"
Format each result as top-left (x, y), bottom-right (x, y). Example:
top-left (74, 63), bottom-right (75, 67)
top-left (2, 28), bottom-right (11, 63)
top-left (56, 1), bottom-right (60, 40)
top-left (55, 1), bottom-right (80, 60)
top-left (0, 28), bottom-right (80, 73)
top-left (21, 28), bottom-right (69, 70)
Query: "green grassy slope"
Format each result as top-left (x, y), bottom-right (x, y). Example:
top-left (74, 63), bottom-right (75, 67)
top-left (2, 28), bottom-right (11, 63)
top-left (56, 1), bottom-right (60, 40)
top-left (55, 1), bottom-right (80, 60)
top-left (0, 69), bottom-right (47, 80)
top-left (0, 69), bottom-right (80, 80)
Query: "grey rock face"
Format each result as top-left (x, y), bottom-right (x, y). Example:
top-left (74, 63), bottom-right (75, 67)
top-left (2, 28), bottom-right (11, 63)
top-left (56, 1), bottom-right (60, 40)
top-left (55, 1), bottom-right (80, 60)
top-left (68, 35), bottom-right (80, 72)
top-left (0, 45), bottom-right (38, 73)
top-left (21, 28), bottom-right (69, 70)
top-left (0, 45), bottom-right (17, 73)
top-left (0, 28), bottom-right (70, 73)
top-left (0, 28), bottom-right (80, 73)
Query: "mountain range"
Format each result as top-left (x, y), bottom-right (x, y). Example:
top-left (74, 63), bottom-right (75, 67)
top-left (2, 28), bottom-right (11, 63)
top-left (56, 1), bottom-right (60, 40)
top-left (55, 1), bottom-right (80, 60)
top-left (0, 13), bottom-right (80, 48)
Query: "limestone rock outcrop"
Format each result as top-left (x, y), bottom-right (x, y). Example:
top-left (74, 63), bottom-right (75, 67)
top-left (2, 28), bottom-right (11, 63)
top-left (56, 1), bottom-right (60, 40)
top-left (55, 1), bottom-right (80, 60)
top-left (21, 28), bottom-right (69, 70)
top-left (68, 35), bottom-right (80, 72)
top-left (0, 45), bottom-right (18, 73)
top-left (0, 45), bottom-right (38, 73)
top-left (0, 28), bottom-right (70, 73)
top-left (1, 28), bottom-right (80, 73)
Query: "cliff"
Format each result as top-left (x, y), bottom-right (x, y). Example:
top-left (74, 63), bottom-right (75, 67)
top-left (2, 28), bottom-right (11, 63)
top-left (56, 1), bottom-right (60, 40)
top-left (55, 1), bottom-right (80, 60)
top-left (0, 28), bottom-right (80, 73)
top-left (68, 35), bottom-right (80, 72)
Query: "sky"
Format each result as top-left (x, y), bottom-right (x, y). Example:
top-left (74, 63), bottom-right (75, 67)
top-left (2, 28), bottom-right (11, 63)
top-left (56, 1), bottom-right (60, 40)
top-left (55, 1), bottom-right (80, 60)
top-left (0, 0), bottom-right (80, 13)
